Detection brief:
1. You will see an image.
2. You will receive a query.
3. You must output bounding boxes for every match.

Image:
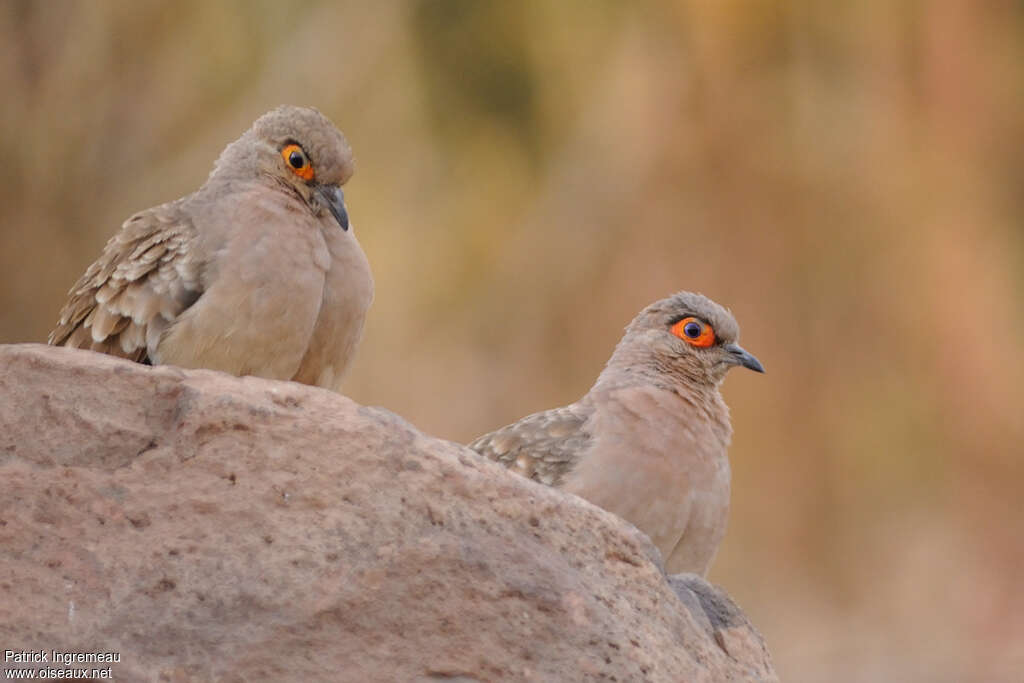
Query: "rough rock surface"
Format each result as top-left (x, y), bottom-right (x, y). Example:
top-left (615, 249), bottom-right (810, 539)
top-left (0, 344), bottom-right (776, 682)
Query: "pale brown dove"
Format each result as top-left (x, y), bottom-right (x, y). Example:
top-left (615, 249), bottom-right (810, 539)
top-left (49, 105), bottom-right (373, 392)
top-left (469, 292), bottom-right (763, 575)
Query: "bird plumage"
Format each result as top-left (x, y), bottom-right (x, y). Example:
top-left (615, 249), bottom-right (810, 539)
top-left (49, 200), bottom-right (202, 361)
top-left (470, 402), bottom-right (592, 486)
top-left (469, 292), bottom-right (762, 575)
top-left (50, 105), bottom-right (373, 392)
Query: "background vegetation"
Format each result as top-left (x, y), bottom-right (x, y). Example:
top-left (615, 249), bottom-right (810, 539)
top-left (2, 2), bottom-right (1022, 679)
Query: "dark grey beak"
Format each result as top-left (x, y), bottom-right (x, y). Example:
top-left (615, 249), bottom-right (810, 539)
top-left (724, 343), bottom-right (765, 373)
top-left (315, 185), bottom-right (349, 231)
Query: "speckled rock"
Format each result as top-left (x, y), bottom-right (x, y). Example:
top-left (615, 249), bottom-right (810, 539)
top-left (0, 344), bottom-right (776, 682)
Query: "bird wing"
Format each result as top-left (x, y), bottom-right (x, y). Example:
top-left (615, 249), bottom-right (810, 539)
top-left (49, 200), bottom-right (203, 363)
top-left (468, 402), bottom-right (593, 486)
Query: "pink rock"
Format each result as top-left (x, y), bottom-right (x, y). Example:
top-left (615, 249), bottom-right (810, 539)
top-left (0, 344), bottom-right (776, 682)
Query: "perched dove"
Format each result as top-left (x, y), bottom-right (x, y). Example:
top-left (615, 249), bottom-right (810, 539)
top-left (49, 105), bottom-right (373, 392)
top-left (469, 292), bottom-right (763, 575)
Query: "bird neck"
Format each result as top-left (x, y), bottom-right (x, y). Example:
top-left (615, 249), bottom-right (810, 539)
top-left (207, 130), bottom-right (259, 184)
top-left (591, 356), bottom-right (732, 443)
top-left (593, 343), bottom-right (724, 403)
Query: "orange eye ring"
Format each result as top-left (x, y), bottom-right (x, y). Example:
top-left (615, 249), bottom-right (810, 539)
top-left (670, 316), bottom-right (715, 348)
top-left (281, 143), bottom-right (314, 181)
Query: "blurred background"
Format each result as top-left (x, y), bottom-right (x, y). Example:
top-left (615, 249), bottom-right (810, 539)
top-left (2, 1), bottom-right (1022, 680)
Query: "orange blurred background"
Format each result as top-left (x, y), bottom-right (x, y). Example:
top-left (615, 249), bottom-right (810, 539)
top-left (2, 2), bottom-right (1022, 680)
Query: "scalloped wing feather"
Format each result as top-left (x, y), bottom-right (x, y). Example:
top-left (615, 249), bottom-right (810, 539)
top-left (468, 402), bottom-right (594, 486)
top-left (49, 201), bottom-right (202, 363)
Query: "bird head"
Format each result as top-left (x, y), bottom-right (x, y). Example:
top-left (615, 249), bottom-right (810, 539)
top-left (605, 291), bottom-right (764, 389)
top-left (213, 105), bottom-right (355, 231)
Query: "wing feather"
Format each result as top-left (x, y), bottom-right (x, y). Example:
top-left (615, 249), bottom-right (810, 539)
top-left (469, 401), bottom-right (594, 486)
top-left (49, 200), bottom-right (202, 363)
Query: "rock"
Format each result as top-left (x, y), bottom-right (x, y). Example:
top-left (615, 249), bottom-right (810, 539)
top-left (668, 575), bottom-right (777, 679)
top-left (0, 344), bottom-right (776, 682)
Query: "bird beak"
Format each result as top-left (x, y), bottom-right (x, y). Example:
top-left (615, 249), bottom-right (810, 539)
top-left (724, 343), bottom-right (764, 373)
top-left (315, 184), bottom-right (349, 231)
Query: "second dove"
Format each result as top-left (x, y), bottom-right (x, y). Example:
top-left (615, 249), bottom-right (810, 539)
top-left (470, 292), bottom-right (763, 575)
top-left (49, 105), bottom-right (373, 392)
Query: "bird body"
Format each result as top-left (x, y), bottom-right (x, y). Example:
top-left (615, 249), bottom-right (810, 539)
top-left (49, 106), bottom-right (372, 392)
top-left (470, 292), bottom-right (762, 575)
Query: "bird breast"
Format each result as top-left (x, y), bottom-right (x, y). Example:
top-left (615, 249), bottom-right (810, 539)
top-left (153, 187), bottom-right (331, 379)
top-left (290, 215), bottom-right (374, 391)
top-left (559, 384), bottom-right (732, 573)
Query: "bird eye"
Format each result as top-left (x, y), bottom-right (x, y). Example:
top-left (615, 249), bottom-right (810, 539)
top-left (670, 316), bottom-right (715, 348)
top-left (280, 143), bottom-right (314, 181)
